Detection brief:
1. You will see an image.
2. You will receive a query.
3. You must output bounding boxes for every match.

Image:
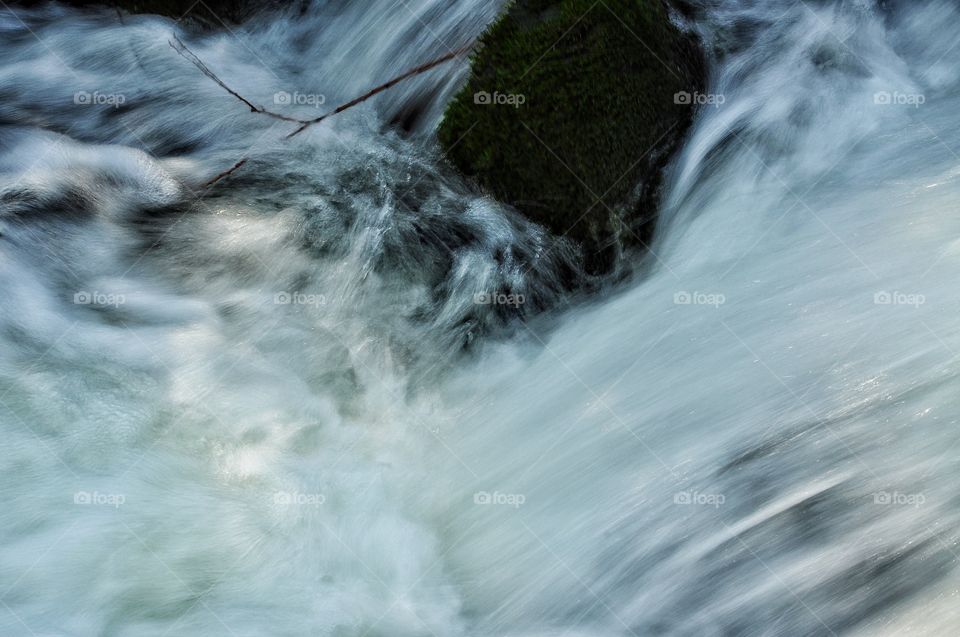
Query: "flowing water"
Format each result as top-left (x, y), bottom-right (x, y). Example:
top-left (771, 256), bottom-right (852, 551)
top-left (2, 0), bottom-right (960, 635)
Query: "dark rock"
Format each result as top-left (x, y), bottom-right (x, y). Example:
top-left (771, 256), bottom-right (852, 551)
top-left (438, 0), bottom-right (706, 273)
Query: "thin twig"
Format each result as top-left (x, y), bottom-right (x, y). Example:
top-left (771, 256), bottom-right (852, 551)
top-left (204, 158), bottom-right (248, 187)
top-left (170, 35), bottom-right (307, 124)
top-left (286, 42), bottom-right (475, 138)
top-left (169, 35), bottom-right (475, 185)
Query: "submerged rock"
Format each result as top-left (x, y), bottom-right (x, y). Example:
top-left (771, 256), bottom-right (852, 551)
top-left (438, 0), bottom-right (706, 273)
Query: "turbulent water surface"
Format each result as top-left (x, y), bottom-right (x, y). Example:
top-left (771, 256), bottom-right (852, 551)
top-left (3, 0), bottom-right (960, 635)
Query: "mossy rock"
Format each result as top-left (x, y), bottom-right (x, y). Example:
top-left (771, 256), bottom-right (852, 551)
top-left (438, 0), bottom-right (705, 272)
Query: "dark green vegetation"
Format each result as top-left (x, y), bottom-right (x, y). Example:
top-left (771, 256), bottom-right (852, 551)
top-left (438, 0), bottom-right (705, 272)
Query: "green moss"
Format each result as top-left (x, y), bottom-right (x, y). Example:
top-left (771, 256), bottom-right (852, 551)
top-left (439, 0), bottom-right (704, 271)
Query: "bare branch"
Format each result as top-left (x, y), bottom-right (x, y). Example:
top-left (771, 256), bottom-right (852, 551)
top-left (204, 158), bottom-right (248, 187)
top-left (169, 35), bottom-right (475, 185)
top-left (287, 42), bottom-right (475, 138)
top-left (169, 35), bottom-right (307, 124)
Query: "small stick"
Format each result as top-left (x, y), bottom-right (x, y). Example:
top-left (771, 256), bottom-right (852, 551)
top-left (170, 36), bottom-right (475, 184)
top-left (204, 158), bottom-right (247, 187)
top-left (286, 42), bottom-right (475, 138)
top-left (170, 36), bottom-right (308, 124)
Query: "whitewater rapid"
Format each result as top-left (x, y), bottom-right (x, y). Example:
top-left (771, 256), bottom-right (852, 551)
top-left (3, 0), bottom-right (960, 635)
